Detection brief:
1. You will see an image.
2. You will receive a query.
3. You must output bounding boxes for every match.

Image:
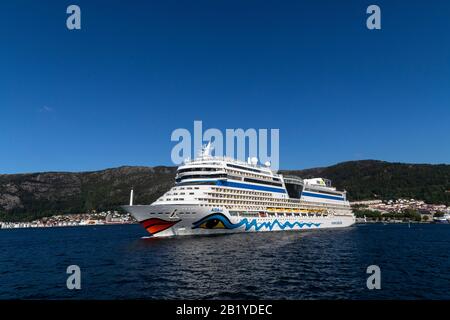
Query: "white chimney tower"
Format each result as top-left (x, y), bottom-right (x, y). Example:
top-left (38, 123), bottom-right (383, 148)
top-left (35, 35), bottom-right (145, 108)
top-left (129, 188), bottom-right (134, 206)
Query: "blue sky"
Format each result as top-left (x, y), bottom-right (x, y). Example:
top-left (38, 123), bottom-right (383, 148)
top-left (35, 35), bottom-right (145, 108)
top-left (1, 0), bottom-right (449, 173)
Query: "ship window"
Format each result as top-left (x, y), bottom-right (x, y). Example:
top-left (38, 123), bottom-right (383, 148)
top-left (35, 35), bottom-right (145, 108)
top-left (226, 163), bottom-right (262, 173)
top-left (243, 177), bottom-right (283, 187)
top-left (176, 174), bottom-right (227, 182)
top-left (176, 181), bottom-right (217, 186)
top-left (303, 188), bottom-right (342, 197)
top-left (177, 167), bottom-right (218, 174)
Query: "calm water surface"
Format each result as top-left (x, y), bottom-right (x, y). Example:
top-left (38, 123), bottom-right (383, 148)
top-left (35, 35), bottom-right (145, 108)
top-left (0, 223), bottom-right (449, 299)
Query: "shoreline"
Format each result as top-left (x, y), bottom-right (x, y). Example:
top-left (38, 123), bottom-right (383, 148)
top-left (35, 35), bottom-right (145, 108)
top-left (356, 220), bottom-right (447, 225)
top-left (0, 221), bottom-right (137, 230)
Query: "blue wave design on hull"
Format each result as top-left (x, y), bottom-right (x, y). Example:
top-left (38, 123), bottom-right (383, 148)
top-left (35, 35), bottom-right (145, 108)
top-left (192, 213), bottom-right (321, 231)
top-left (236, 219), bottom-right (321, 231)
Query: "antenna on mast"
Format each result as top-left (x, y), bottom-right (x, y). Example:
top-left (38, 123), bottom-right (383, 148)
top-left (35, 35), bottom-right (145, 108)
top-left (201, 141), bottom-right (213, 158)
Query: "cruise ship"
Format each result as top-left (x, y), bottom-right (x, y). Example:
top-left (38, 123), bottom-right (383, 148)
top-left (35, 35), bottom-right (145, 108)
top-left (123, 143), bottom-right (355, 237)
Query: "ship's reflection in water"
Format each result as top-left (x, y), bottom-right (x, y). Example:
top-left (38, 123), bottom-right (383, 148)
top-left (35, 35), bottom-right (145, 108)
top-left (0, 223), bottom-right (449, 299)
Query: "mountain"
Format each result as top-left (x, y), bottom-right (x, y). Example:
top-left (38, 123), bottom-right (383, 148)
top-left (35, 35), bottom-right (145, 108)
top-left (1, 160), bottom-right (449, 221)
top-left (281, 160), bottom-right (450, 205)
top-left (0, 166), bottom-right (176, 222)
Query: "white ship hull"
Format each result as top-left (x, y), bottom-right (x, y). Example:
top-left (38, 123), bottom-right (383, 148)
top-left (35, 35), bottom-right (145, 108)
top-left (123, 204), bottom-right (355, 238)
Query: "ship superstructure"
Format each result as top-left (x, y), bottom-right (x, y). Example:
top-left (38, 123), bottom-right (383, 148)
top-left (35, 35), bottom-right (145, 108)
top-left (123, 144), bottom-right (355, 237)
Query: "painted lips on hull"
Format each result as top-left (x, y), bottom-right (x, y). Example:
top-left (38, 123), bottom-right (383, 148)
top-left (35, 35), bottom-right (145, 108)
top-left (141, 218), bottom-right (181, 235)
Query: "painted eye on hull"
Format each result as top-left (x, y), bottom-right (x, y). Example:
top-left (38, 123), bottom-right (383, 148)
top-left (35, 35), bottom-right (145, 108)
top-left (192, 213), bottom-right (236, 230)
top-left (198, 218), bottom-right (226, 229)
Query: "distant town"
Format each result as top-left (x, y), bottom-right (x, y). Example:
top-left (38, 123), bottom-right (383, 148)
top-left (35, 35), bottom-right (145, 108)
top-left (0, 211), bottom-right (136, 230)
top-left (351, 198), bottom-right (450, 223)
